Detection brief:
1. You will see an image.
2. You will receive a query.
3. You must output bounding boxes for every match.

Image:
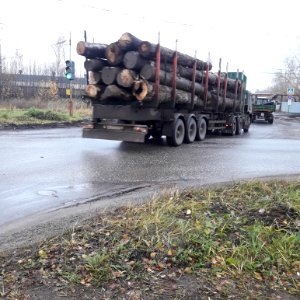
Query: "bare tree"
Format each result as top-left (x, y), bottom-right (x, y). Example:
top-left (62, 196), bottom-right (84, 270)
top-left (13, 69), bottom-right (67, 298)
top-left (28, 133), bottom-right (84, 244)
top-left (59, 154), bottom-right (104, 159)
top-left (51, 35), bottom-right (66, 77)
top-left (9, 49), bottom-right (23, 74)
top-left (271, 51), bottom-right (300, 96)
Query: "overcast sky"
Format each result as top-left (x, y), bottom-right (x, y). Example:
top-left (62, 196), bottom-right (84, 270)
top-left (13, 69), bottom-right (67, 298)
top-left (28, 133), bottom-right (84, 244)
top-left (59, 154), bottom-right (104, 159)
top-left (0, 0), bottom-right (300, 91)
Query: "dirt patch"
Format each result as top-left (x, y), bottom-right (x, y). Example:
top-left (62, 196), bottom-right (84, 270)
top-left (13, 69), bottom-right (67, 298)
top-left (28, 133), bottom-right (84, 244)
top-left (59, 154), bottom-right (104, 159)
top-left (246, 204), bottom-right (300, 229)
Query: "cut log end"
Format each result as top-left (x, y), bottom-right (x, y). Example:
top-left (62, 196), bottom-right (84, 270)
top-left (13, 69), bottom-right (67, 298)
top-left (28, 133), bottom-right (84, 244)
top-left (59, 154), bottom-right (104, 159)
top-left (123, 51), bottom-right (146, 70)
top-left (76, 41), bottom-right (86, 56)
top-left (85, 84), bottom-right (102, 98)
top-left (133, 80), bottom-right (149, 101)
top-left (105, 43), bottom-right (124, 65)
top-left (101, 85), bottom-right (133, 101)
top-left (138, 41), bottom-right (152, 57)
top-left (101, 67), bottom-right (120, 85)
top-left (117, 69), bottom-right (137, 88)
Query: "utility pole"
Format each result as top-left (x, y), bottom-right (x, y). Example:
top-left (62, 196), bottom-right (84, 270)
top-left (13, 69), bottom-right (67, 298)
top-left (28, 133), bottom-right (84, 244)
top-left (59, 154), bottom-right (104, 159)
top-left (68, 32), bottom-right (73, 116)
top-left (84, 30), bottom-right (88, 85)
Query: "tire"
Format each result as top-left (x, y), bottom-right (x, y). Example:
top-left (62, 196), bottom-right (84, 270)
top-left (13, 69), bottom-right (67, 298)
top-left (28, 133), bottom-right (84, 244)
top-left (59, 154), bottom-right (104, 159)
top-left (236, 117), bottom-right (242, 135)
top-left (166, 118), bottom-right (185, 146)
top-left (243, 115), bottom-right (251, 133)
top-left (184, 117), bottom-right (197, 143)
top-left (195, 117), bottom-right (207, 141)
top-left (268, 115), bottom-right (274, 124)
top-left (229, 117), bottom-right (237, 136)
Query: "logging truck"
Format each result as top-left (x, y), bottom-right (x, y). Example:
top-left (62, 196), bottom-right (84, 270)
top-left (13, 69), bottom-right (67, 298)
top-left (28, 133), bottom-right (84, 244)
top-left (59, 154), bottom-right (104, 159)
top-left (78, 33), bottom-right (252, 146)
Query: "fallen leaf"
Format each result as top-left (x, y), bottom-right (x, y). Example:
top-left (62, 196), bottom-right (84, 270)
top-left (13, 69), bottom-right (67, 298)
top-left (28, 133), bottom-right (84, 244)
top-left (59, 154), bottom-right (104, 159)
top-left (184, 267), bottom-right (192, 273)
top-left (254, 272), bottom-right (263, 281)
top-left (38, 250), bottom-right (47, 259)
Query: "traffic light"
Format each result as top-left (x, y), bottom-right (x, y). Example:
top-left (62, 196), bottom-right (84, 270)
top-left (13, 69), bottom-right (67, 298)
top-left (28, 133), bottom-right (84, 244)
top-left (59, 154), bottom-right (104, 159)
top-left (65, 60), bottom-right (75, 80)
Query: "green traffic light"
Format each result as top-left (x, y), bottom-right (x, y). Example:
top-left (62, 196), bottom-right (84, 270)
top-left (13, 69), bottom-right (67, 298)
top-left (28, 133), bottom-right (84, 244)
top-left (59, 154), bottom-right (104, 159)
top-left (66, 73), bottom-right (73, 80)
top-left (65, 60), bottom-right (75, 80)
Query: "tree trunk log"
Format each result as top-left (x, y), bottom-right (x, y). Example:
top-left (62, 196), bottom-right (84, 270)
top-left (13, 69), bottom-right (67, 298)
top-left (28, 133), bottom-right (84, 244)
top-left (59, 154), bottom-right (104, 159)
top-left (76, 41), bottom-right (107, 59)
top-left (101, 67), bottom-right (121, 85)
top-left (105, 43), bottom-right (124, 66)
top-left (138, 41), bottom-right (212, 71)
top-left (132, 79), bottom-right (242, 111)
top-left (133, 79), bottom-right (203, 106)
top-left (117, 32), bottom-right (142, 51)
top-left (211, 93), bottom-right (242, 112)
top-left (100, 85), bottom-right (132, 101)
top-left (84, 84), bottom-right (102, 98)
top-left (123, 51), bottom-right (147, 70)
top-left (141, 62), bottom-right (238, 92)
top-left (116, 69), bottom-right (137, 88)
top-left (88, 71), bottom-right (102, 85)
top-left (84, 59), bottom-right (107, 72)
top-left (140, 64), bottom-right (209, 98)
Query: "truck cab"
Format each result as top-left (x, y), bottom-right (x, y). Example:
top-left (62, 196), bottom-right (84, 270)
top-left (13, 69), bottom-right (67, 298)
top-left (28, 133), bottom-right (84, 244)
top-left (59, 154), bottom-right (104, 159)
top-left (252, 96), bottom-right (276, 124)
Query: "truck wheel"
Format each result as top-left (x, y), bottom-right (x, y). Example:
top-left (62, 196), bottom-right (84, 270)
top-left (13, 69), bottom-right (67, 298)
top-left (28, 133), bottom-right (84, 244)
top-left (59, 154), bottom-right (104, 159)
top-left (236, 117), bottom-right (242, 135)
top-left (184, 117), bottom-right (197, 143)
top-left (195, 117), bottom-right (207, 141)
top-left (230, 118), bottom-right (237, 136)
top-left (268, 116), bottom-right (274, 124)
top-left (243, 115), bottom-right (251, 133)
top-left (166, 118), bottom-right (185, 146)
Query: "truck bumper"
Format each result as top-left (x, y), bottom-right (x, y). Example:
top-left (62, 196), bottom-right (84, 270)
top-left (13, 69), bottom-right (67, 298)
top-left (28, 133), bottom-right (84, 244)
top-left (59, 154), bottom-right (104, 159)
top-left (82, 124), bottom-right (148, 143)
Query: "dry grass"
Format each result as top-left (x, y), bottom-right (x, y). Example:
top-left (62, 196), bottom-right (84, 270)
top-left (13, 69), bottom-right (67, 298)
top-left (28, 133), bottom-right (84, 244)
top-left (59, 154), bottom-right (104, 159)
top-left (0, 98), bottom-right (91, 125)
top-left (0, 180), bottom-right (299, 299)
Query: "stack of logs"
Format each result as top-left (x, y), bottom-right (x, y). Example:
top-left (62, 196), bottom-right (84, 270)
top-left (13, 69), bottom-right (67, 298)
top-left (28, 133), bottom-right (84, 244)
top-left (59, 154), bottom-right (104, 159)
top-left (77, 32), bottom-right (242, 111)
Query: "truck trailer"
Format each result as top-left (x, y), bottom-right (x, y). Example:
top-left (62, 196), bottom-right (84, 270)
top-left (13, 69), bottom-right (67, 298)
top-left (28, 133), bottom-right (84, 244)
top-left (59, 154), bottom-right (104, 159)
top-left (78, 33), bottom-right (252, 146)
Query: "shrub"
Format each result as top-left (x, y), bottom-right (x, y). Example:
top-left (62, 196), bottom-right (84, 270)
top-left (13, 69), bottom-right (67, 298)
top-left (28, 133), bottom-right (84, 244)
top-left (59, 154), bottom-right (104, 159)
top-left (25, 107), bottom-right (65, 121)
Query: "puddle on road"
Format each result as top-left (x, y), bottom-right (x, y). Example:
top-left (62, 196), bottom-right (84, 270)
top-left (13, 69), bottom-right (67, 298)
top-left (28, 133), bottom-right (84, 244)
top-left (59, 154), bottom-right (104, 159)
top-left (37, 184), bottom-right (93, 197)
top-left (37, 190), bottom-right (58, 197)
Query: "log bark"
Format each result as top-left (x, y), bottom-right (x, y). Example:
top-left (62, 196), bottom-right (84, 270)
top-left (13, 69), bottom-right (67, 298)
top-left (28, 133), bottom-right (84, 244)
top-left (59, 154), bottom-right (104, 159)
top-left (85, 84), bottom-right (102, 98)
top-left (133, 79), bottom-right (203, 106)
top-left (100, 85), bottom-right (132, 101)
top-left (141, 62), bottom-right (238, 92)
top-left (140, 64), bottom-right (207, 98)
top-left (101, 67), bottom-right (121, 85)
top-left (105, 42), bottom-right (124, 66)
top-left (76, 41), bottom-right (107, 59)
top-left (211, 93), bottom-right (242, 112)
top-left (84, 59), bottom-right (107, 72)
top-left (117, 32), bottom-right (142, 51)
top-left (123, 51), bottom-right (147, 70)
top-left (88, 71), bottom-right (102, 85)
top-left (138, 41), bottom-right (212, 71)
top-left (132, 79), bottom-right (242, 111)
top-left (116, 69), bottom-right (137, 88)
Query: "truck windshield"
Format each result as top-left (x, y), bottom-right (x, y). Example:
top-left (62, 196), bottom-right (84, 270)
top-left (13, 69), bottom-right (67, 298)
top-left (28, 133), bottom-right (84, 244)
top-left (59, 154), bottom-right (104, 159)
top-left (256, 98), bottom-right (269, 105)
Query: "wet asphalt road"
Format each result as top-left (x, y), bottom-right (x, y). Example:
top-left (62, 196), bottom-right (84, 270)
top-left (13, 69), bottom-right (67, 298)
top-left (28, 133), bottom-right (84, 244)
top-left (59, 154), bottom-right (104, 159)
top-left (1, 113), bottom-right (300, 225)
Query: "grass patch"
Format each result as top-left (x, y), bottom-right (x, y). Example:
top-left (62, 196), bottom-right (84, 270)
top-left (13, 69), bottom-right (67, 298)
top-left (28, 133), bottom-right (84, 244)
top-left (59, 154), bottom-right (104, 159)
top-left (0, 98), bottom-right (91, 126)
top-left (0, 106), bottom-right (90, 125)
top-left (1, 180), bottom-right (299, 298)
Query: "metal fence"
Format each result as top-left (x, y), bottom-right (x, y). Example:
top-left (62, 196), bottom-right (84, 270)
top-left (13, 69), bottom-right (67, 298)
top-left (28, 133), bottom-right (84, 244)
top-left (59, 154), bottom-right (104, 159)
top-left (281, 101), bottom-right (300, 113)
top-left (0, 73), bottom-right (86, 99)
